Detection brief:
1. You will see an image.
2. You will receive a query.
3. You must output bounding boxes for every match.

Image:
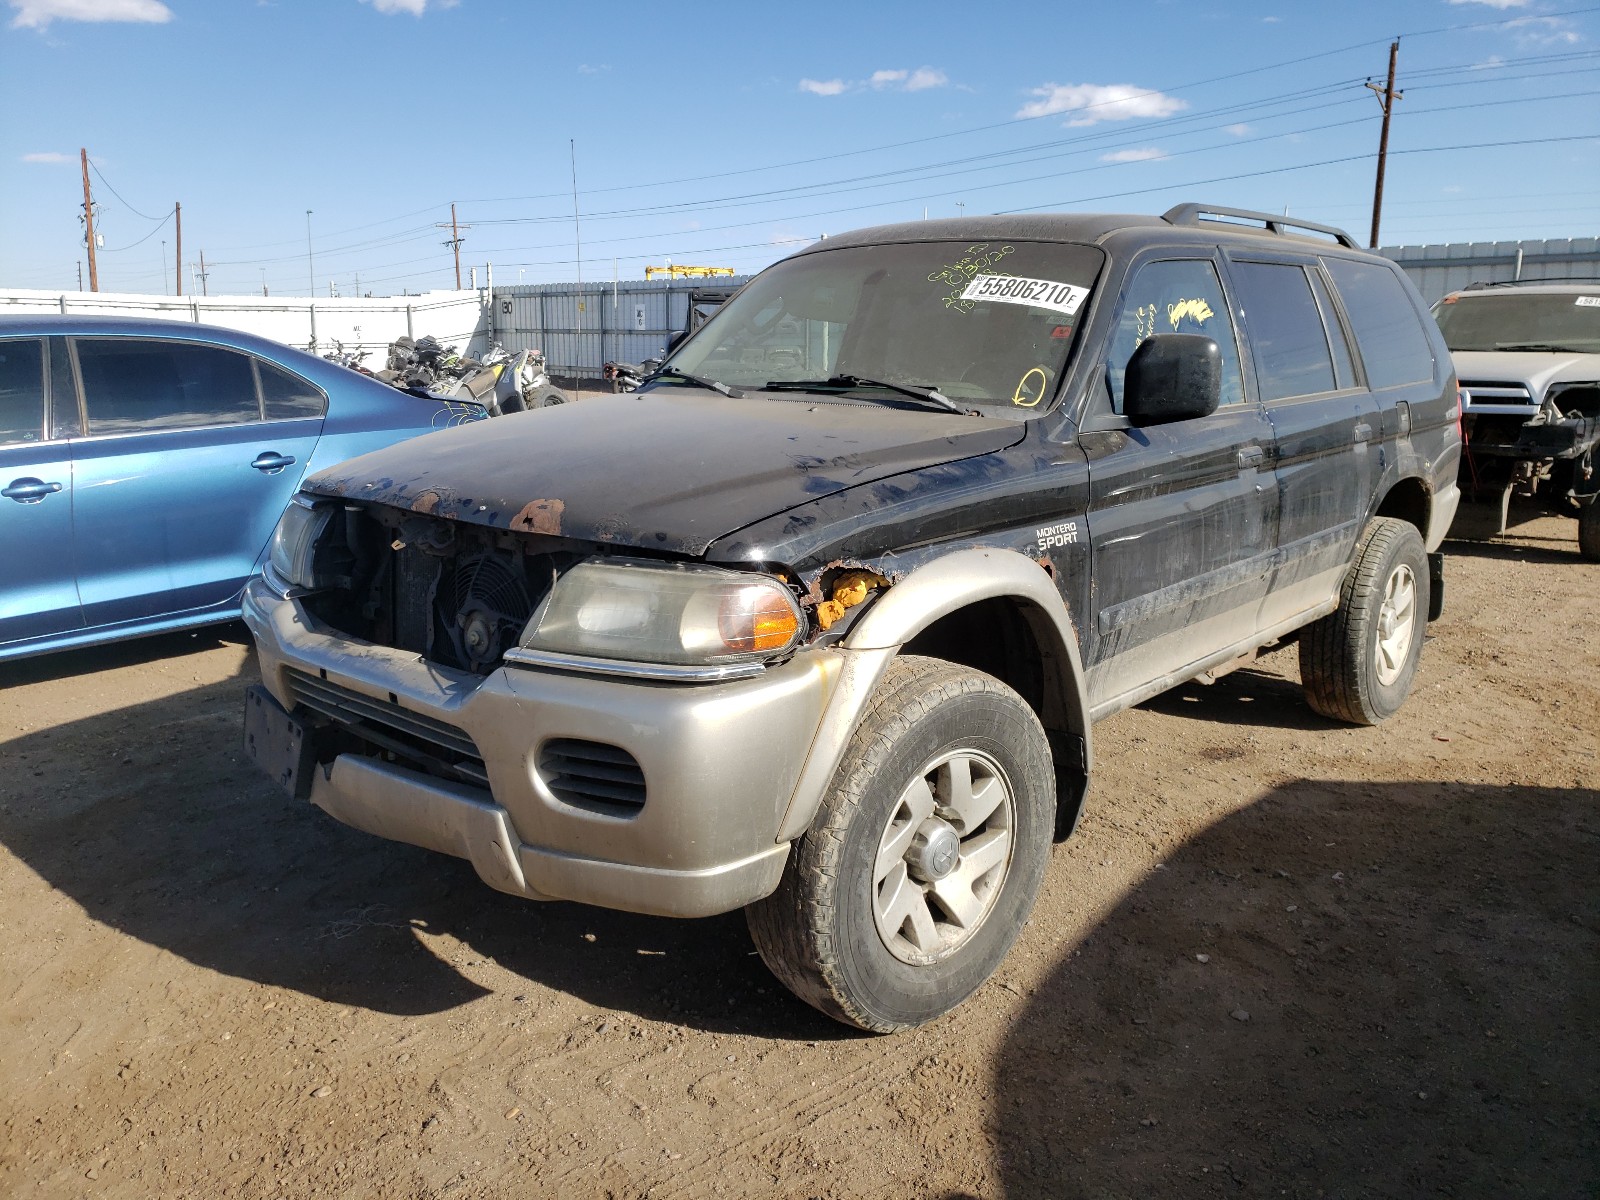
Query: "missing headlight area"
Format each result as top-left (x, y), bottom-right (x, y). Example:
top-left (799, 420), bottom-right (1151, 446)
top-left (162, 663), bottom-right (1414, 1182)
top-left (301, 504), bottom-right (579, 676)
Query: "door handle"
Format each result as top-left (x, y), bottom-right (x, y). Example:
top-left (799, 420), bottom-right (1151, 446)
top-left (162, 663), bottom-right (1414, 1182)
top-left (250, 452), bottom-right (297, 474)
top-left (3, 477), bottom-right (64, 503)
top-left (1354, 422), bottom-right (1373, 443)
top-left (1236, 445), bottom-right (1265, 469)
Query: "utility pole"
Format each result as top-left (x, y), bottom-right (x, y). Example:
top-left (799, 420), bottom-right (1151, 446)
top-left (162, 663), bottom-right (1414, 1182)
top-left (437, 203), bottom-right (468, 289)
top-left (306, 210), bottom-right (314, 297)
top-left (260, 268), bottom-right (268, 297)
top-left (161, 240), bottom-right (168, 294)
top-left (80, 148), bottom-right (99, 292)
top-left (175, 202), bottom-right (183, 296)
top-left (76, 261), bottom-right (83, 291)
top-left (570, 141), bottom-right (584, 318)
top-left (197, 250), bottom-right (209, 296)
top-left (1366, 40), bottom-right (1403, 249)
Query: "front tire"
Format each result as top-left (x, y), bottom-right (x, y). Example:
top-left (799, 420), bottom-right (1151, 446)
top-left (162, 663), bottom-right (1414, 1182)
top-left (1578, 499), bottom-right (1600, 562)
top-left (746, 656), bottom-right (1054, 1032)
top-left (1299, 517), bottom-right (1429, 725)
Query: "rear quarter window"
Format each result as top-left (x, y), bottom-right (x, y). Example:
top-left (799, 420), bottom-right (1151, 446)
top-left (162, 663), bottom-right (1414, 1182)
top-left (258, 359), bottom-right (327, 420)
top-left (1323, 259), bottom-right (1436, 390)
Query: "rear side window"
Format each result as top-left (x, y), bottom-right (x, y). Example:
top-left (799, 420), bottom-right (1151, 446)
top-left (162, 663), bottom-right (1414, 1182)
top-left (258, 359), bottom-right (327, 420)
top-left (1323, 259), bottom-right (1435, 389)
top-left (1231, 262), bottom-right (1337, 401)
top-left (0, 338), bottom-right (45, 445)
top-left (77, 339), bottom-right (262, 435)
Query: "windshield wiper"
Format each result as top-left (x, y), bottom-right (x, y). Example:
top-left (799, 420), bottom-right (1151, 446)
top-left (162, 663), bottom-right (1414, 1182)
top-left (1495, 342), bottom-right (1571, 353)
top-left (645, 367), bottom-right (744, 398)
top-left (763, 375), bottom-right (968, 414)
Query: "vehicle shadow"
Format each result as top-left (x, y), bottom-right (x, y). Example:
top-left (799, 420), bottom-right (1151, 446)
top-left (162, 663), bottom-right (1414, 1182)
top-left (1137, 661), bottom-right (1338, 732)
top-left (1442, 534), bottom-right (1581, 566)
top-left (0, 622), bottom-right (254, 687)
top-left (0, 667), bottom-right (841, 1038)
top-left (984, 778), bottom-right (1600, 1199)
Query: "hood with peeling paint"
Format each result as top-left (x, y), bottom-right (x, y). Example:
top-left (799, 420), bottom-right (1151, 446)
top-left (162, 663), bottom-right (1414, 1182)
top-left (301, 389), bottom-right (1025, 556)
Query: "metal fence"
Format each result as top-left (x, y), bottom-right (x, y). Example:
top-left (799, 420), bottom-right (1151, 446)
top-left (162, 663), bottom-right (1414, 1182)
top-left (1378, 237), bottom-right (1600, 305)
top-left (0, 288), bottom-right (492, 366)
top-left (491, 278), bottom-right (750, 380)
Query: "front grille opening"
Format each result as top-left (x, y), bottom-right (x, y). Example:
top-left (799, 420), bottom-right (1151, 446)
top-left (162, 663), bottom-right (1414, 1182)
top-left (301, 506), bottom-right (575, 677)
top-left (286, 668), bottom-right (488, 789)
top-left (539, 739), bottom-right (646, 817)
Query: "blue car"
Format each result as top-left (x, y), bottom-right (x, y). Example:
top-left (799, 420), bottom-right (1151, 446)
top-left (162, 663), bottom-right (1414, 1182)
top-left (0, 315), bottom-right (487, 661)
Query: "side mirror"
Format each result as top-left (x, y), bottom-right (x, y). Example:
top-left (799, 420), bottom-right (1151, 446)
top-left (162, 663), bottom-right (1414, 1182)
top-left (665, 330), bottom-right (689, 355)
top-left (1124, 334), bottom-right (1221, 426)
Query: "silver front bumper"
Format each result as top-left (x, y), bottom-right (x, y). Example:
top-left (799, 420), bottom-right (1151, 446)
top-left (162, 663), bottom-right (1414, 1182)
top-left (243, 578), bottom-right (843, 918)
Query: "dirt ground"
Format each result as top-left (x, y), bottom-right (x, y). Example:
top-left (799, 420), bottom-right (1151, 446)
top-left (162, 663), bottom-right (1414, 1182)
top-left (1, 514), bottom-right (1595, 1200)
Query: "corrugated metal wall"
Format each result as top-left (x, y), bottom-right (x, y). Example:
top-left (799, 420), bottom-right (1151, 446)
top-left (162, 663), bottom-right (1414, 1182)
top-left (492, 277), bottom-right (750, 379)
top-left (1378, 237), bottom-right (1600, 304)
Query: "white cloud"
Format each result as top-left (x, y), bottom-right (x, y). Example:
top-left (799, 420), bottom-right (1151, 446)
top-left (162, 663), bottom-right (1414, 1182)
top-left (1471, 54), bottom-right (1507, 69)
top-left (1501, 14), bottom-right (1580, 44)
top-left (1223, 123), bottom-right (1252, 137)
top-left (9, 0), bottom-right (171, 29)
top-left (1017, 82), bottom-right (1187, 126)
top-left (1447, 0), bottom-right (1531, 7)
top-left (577, 63), bottom-right (610, 75)
top-left (1100, 148), bottom-right (1168, 163)
top-left (799, 77), bottom-right (848, 96)
top-left (21, 151), bottom-right (72, 163)
top-left (871, 67), bottom-right (949, 91)
top-left (360, 0), bottom-right (456, 14)
top-left (1262, 14), bottom-right (1281, 22)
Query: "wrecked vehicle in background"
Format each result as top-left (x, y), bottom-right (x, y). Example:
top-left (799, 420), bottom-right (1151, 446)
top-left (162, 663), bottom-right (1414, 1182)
top-left (242, 205), bottom-right (1460, 1031)
top-left (1433, 280), bottom-right (1600, 559)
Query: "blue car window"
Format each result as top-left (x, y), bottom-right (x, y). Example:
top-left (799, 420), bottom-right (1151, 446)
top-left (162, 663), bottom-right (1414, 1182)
top-left (77, 339), bottom-right (262, 435)
top-left (258, 359), bottom-right (327, 420)
top-left (0, 338), bottom-right (45, 445)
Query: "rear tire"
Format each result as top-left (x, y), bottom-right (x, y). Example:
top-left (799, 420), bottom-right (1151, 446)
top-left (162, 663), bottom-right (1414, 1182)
top-left (746, 655), bottom-right (1054, 1032)
top-left (1299, 517), bottom-right (1429, 725)
top-left (1578, 499), bottom-right (1600, 562)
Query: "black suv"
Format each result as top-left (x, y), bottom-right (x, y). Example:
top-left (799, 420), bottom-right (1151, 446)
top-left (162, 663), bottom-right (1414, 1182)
top-left (243, 204), bottom-right (1461, 1031)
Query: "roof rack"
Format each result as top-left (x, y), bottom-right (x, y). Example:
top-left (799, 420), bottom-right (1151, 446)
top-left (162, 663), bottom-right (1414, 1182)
top-left (1161, 203), bottom-right (1359, 249)
top-left (1462, 277), bottom-right (1600, 291)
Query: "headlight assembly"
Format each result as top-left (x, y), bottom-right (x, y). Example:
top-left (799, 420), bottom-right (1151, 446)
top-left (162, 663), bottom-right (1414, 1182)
top-left (267, 494), bottom-right (337, 592)
top-left (511, 559), bottom-right (804, 679)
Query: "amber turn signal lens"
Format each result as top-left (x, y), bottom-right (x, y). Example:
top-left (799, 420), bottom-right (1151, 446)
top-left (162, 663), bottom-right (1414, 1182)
top-left (719, 587), bottom-right (801, 653)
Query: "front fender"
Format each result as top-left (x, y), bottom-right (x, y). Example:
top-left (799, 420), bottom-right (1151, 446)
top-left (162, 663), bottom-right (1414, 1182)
top-left (773, 548), bottom-right (1092, 843)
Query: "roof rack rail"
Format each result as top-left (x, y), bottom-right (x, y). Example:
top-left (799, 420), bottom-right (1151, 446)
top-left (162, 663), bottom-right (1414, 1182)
top-left (1161, 203), bottom-right (1359, 249)
top-left (1462, 276), bottom-right (1600, 291)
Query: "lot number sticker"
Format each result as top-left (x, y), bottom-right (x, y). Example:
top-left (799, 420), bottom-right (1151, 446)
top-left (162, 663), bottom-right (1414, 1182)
top-left (1576, 296), bottom-right (1600, 307)
top-left (961, 274), bottom-right (1089, 317)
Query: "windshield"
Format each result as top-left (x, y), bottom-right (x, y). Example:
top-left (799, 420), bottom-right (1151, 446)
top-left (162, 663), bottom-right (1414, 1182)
top-left (663, 239), bottom-right (1104, 417)
top-left (1433, 290), bottom-right (1600, 353)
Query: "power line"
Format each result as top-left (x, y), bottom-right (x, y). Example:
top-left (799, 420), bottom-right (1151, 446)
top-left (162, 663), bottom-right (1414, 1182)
top-left (87, 160), bottom-right (168, 223)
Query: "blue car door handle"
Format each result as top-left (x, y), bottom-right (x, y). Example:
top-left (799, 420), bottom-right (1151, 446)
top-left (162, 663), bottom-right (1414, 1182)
top-left (3, 477), bottom-right (64, 503)
top-left (250, 452), bottom-right (297, 474)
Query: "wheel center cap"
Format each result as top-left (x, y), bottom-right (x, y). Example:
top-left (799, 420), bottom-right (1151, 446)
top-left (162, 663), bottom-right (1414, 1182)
top-left (908, 819), bottom-right (961, 882)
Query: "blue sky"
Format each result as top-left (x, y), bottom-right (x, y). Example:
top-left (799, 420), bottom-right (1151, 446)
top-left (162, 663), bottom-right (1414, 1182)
top-left (2, 0), bottom-right (1596, 296)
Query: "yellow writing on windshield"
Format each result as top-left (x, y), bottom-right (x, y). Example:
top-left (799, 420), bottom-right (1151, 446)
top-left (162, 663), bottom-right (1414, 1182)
top-left (1012, 366), bottom-right (1048, 408)
top-left (928, 244), bottom-right (1016, 313)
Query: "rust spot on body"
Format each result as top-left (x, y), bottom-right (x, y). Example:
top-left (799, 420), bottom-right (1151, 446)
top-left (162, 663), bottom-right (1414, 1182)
top-left (412, 490), bottom-right (442, 514)
top-left (512, 498), bottom-right (565, 535)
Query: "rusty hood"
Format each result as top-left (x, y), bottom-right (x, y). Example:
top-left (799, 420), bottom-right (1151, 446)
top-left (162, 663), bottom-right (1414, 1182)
top-left (300, 388), bottom-right (1024, 556)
